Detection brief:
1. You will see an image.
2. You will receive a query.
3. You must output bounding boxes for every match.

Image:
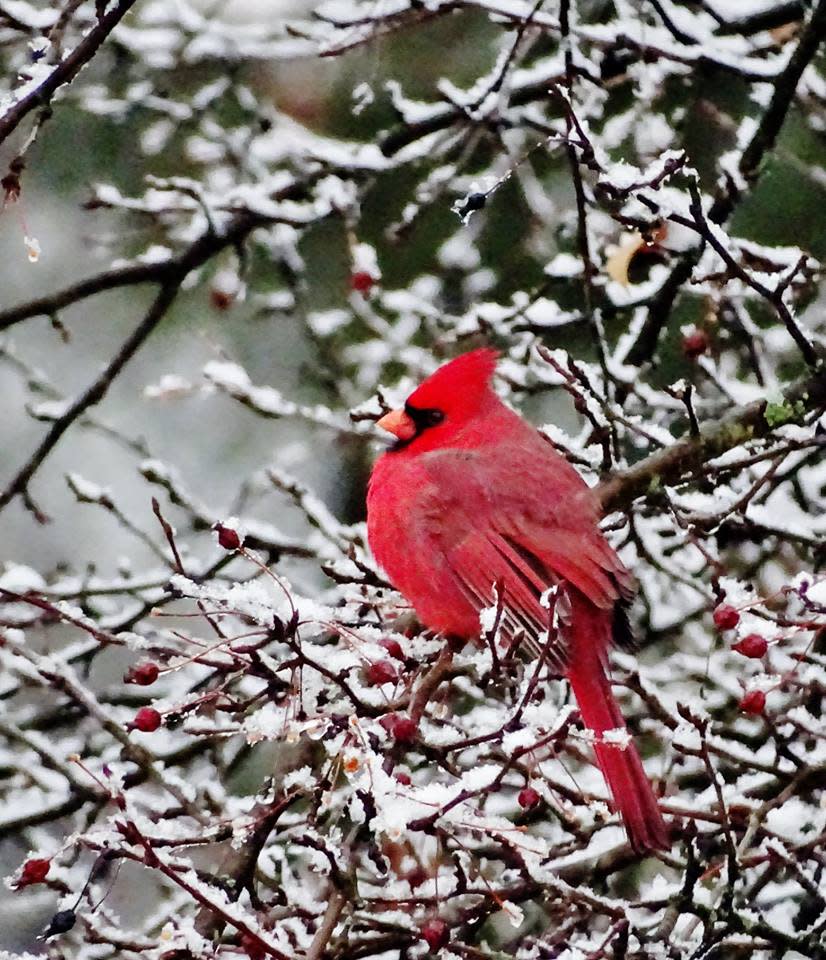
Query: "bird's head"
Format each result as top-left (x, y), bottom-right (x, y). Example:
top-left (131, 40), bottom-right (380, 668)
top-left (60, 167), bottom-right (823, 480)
top-left (376, 348), bottom-right (499, 452)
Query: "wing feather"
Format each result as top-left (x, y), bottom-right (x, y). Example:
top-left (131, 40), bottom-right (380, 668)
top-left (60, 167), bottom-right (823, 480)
top-left (369, 437), bottom-right (634, 660)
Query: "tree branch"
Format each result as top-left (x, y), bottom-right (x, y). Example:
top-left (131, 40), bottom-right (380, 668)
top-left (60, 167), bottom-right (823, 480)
top-left (306, 889), bottom-right (346, 960)
top-left (0, 210), bottom-right (263, 518)
top-left (715, 1), bottom-right (805, 36)
top-left (0, 281), bottom-right (178, 519)
top-left (0, 0), bottom-right (139, 148)
top-left (0, 259), bottom-right (171, 331)
top-left (597, 365), bottom-right (826, 513)
top-left (623, 0), bottom-right (826, 367)
top-left (713, 0), bottom-right (826, 223)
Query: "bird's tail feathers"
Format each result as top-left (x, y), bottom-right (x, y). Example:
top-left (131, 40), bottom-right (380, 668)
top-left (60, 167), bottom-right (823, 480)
top-left (566, 603), bottom-right (670, 853)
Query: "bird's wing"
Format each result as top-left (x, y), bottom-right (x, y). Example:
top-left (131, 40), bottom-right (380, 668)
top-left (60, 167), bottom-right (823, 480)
top-left (417, 445), bottom-right (632, 663)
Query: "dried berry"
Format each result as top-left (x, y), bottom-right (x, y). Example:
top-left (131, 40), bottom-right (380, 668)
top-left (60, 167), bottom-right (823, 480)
top-left (393, 717), bottom-right (417, 743)
top-left (713, 604), bottom-right (740, 631)
top-left (132, 707), bottom-right (162, 732)
top-left (366, 659), bottom-right (398, 685)
top-left (350, 271), bottom-right (376, 295)
top-left (238, 931), bottom-right (266, 960)
top-left (682, 329), bottom-right (709, 359)
top-left (732, 634), bottom-right (768, 658)
top-left (124, 661), bottom-right (160, 686)
top-left (394, 771), bottom-right (412, 785)
top-left (518, 786), bottom-right (541, 809)
top-left (380, 713), bottom-right (418, 743)
top-left (739, 690), bottom-right (766, 715)
top-left (405, 865), bottom-right (428, 888)
top-left (380, 637), bottom-right (405, 661)
top-left (209, 287), bottom-right (235, 311)
top-left (421, 917), bottom-right (449, 952)
top-left (15, 857), bottom-right (50, 888)
top-left (214, 523), bottom-right (242, 551)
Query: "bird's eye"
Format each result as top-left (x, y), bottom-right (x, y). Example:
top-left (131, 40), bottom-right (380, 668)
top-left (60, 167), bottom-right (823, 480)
top-left (424, 409), bottom-right (444, 426)
top-left (404, 404), bottom-right (445, 433)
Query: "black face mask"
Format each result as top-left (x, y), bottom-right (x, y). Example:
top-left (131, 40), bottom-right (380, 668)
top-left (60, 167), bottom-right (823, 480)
top-left (389, 404), bottom-right (445, 452)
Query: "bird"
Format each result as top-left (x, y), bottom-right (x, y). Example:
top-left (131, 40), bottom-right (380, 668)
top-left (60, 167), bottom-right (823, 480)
top-left (366, 347), bottom-right (669, 853)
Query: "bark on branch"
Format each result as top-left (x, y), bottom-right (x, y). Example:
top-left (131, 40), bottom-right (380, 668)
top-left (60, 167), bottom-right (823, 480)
top-left (597, 365), bottom-right (826, 513)
top-left (0, 0), bottom-right (139, 148)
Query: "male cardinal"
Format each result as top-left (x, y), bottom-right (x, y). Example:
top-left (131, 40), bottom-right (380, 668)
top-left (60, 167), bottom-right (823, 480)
top-left (366, 348), bottom-right (669, 852)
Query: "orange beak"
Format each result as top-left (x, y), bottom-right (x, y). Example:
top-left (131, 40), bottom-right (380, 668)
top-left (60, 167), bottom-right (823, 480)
top-left (375, 408), bottom-right (416, 441)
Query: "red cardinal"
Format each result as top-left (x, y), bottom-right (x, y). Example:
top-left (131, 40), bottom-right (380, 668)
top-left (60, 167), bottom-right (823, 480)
top-left (367, 348), bottom-right (669, 852)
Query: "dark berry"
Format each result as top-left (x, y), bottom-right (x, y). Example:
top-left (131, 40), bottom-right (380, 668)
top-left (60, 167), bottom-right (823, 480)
top-left (421, 917), bottom-right (449, 951)
top-left (366, 660), bottom-right (398, 685)
top-left (43, 909), bottom-right (76, 938)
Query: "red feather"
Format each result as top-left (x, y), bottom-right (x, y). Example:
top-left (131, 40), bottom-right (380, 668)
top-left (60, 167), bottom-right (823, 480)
top-left (367, 349), bottom-right (669, 852)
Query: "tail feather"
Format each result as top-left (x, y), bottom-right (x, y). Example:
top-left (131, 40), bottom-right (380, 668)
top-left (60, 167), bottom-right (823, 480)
top-left (566, 600), bottom-right (669, 853)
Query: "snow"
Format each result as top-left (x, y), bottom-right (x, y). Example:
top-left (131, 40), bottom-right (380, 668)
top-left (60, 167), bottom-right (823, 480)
top-left (66, 473), bottom-right (111, 503)
top-left (2, 1), bottom-right (825, 956)
top-left (0, 564), bottom-right (46, 593)
top-left (144, 373), bottom-right (194, 399)
top-left (203, 359), bottom-right (360, 435)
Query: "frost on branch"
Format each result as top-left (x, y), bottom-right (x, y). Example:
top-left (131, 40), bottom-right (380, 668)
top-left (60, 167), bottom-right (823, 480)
top-left (2, 0), bottom-right (826, 957)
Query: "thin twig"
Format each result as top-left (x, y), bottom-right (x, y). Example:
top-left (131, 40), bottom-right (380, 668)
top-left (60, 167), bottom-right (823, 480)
top-left (0, 0), bottom-right (139, 147)
top-left (305, 889), bottom-right (346, 960)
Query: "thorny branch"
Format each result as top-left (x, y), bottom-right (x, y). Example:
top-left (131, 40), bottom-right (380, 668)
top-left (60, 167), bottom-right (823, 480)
top-left (1, 1), bottom-right (825, 959)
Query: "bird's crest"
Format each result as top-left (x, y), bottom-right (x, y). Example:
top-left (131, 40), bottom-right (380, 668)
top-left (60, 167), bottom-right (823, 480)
top-left (407, 348), bottom-right (498, 410)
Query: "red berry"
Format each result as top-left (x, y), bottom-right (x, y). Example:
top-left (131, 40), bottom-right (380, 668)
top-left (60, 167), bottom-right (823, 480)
top-left (421, 917), bottom-right (449, 952)
top-left (405, 865), bottom-right (428, 888)
top-left (124, 662), bottom-right (160, 686)
top-left (350, 271), bottom-right (376, 295)
top-left (209, 288), bottom-right (234, 311)
top-left (732, 634), bottom-right (768, 658)
top-left (713, 604), bottom-right (740, 630)
top-left (214, 523), bottom-right (242, 550)
top-left (739, 690), bottom-right (766, 715)
top-left (392, 717), bottom-right (418, 743)
top-left (132, 707), bottom-right (162, 732)
top-left (366, 659), bottom-right (398, 685)
top-left (394, 771), bottom-right (412, 785)
top-left (379, 713), bottom-right (418, 743)
top-left (682, 329), bottom-right (709, 359)
top-left (380, 638), bottom-right (405, 661)
top-left (16, 858), bottom-right (50, 887)
top-left (518, 786), bottom-right (541, 809)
